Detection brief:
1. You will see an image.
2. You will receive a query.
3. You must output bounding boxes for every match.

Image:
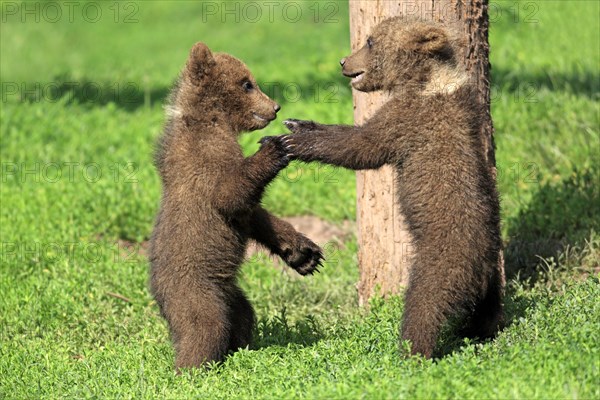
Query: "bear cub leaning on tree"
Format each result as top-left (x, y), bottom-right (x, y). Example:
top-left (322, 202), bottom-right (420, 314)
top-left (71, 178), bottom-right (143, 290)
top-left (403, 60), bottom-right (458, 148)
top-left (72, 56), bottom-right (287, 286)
top-left (149, 43), bottom-right (323, 370)
top-left (275, 17), bottom-right (504, 358)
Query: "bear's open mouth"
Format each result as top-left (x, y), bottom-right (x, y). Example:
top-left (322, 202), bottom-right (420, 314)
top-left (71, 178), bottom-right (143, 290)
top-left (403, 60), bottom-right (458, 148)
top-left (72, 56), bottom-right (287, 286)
top-left (253, 113), bottom-right (273, 122)
top-left (352, 73), bottom-right (365, 84)
top-left (343, 71), bottom-right (365, 84)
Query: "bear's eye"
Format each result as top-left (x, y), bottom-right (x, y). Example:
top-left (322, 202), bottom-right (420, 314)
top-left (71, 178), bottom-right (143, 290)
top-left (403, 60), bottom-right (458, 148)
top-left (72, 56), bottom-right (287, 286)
top-left (367, 37), bottom-right (374, 49)
top-left (242, 81), bottom-right (254, 92)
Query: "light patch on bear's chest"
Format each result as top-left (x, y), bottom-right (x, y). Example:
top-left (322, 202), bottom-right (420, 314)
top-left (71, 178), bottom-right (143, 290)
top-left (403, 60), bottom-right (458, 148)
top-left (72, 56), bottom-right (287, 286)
top-left (165, 105), bottom-right (182, 118)
top-left (423, 66), bottom-right (468, 96)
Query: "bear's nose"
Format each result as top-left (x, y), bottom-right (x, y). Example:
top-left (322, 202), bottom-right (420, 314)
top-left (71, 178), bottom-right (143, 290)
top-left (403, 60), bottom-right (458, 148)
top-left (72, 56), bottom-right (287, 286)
top-left (274, 104), bottom-right (281, 112)
top-left (340, 58), bottom-right (346, 66)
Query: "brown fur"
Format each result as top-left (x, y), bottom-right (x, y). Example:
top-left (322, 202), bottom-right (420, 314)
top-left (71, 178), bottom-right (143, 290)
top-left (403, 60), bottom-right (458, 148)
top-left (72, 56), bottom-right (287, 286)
top-left (149, 43), bottom-right (323, 371)
top-left (273, 17), bottom-right (503, 358)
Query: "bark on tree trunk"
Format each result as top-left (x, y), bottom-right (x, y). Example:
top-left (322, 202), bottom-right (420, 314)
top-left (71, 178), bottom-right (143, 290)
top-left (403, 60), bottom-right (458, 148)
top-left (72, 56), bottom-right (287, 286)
top-left (352, 0), bottom-right (504, 306)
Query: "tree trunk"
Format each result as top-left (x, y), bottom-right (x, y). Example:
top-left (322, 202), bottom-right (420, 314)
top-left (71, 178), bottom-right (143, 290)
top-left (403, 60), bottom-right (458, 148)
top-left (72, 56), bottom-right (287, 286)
top-left (352, 0), bottom-right (504, 306)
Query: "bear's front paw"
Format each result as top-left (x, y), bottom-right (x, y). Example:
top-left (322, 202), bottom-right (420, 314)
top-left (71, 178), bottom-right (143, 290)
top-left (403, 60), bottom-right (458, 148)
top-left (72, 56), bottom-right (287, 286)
top-left (281, 236), bottom-right (324, 276)
top-left (258, 135), bottom-right (293, 169)
top-left (283, 119), bottom-right (320, 134)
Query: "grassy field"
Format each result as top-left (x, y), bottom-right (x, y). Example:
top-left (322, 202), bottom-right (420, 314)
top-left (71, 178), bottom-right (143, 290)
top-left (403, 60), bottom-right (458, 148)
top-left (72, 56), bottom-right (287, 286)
top-left (1, 1), bottom-right (599, 398)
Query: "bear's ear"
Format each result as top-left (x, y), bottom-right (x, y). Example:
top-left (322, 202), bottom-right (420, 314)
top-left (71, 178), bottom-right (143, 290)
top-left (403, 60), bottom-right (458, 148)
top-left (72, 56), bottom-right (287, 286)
top-left (187, 42), bottom-right (216, 81)
top-left (410, 26), bottom-right (450, 55)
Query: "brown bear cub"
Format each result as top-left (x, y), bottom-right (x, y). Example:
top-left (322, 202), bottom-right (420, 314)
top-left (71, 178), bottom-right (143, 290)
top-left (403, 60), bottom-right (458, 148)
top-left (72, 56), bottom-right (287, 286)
top-left (276, 17), bottom-right (503, 358)
top-left (149, 43), bottom-right (323, 370)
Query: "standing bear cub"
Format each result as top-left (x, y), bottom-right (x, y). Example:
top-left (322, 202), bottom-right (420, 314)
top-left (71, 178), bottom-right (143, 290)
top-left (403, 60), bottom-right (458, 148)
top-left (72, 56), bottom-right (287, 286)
top-left (277, 17), bottom-right (504, 358)
top-left (150, 43), bottom-right (323, 370)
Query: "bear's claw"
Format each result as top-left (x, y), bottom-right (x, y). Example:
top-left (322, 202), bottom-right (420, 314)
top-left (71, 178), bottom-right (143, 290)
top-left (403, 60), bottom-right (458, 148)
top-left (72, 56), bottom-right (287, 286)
top-left (280, 135), bottom-right (295, 152)
top-left (259, 135), bottom-right (294, 155)
top-left (282, 238), bottom-right (324, 276)
top-left (257, 135), bottom-right (292, 170)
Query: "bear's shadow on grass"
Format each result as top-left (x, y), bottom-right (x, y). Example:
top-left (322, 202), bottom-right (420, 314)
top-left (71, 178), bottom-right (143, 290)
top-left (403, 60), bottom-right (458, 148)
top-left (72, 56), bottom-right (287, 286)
top-left (503, 164), bottom-right (599, 281)
top-left (250, 312), bottom-right (323, 351)
top-left (492, 67), bottom-right (599, 100)
top-left (11, 74), bottom-right (170, 112)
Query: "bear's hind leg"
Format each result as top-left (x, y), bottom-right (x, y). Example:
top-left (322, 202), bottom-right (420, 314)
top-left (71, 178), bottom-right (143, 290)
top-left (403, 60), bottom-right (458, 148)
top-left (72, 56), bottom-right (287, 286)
top-left (462, 268), bottom-right (504, 340)
top-left (400, 277), bottom-right (448, 358)
top-left (169, 294), bottom-right (231, 371)
top-left (227, 288), bottom-right (255, 352)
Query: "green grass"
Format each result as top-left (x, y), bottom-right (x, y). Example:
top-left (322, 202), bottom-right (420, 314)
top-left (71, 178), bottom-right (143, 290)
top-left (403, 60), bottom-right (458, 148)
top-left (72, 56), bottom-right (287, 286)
top-left (1, 1), bottom-right (599, 398)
